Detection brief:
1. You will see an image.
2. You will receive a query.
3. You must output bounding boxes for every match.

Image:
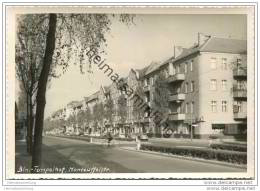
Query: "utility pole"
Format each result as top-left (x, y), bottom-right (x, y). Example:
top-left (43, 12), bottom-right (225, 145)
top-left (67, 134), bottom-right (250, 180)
top-left (190, 110), bottom-right (193, 141)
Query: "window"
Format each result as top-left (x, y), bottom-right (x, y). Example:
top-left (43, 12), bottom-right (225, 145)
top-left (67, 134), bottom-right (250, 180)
top-left (177, 87), bottom-right (181, 93)
top-left (222, 58), bottom-right (227, 70)
top-left (191, 81), bottom-right (195, 92)
top-left (165, 68), bottom-right (169, 78)
top-left (176, 64), bottom-right (180, 73)
top-left (185, 82), bottom-right (189, 93)
top-left (221, 80), bottom-right (227, 91)
top-left (177, 106), bottom-right (181, 113)
top-left (210, 79), bottom-right (217, 90)
top-left (211, 57), bottom-right (217, 69)
top-left (190, 60), bottom-right (193, 71)
top-left (234, 101), bottom-right (242, 113)
top-left (237, 80), bottom-right (246, 90)
top-left (211, 101), bottom-right (217, 112)
top-left (186, 103), bottom-right (189, 113)
top-left (222, 101), bottom-right (227, 112)
top-left (191, 101), bottom-right (194, 113)
top-left (150, 77), bottom-right (154, 86)
top-left (185, 62), bottom-right (188, 73)
top-left (169, 63), bottom-right (174, 75)
top-left (144, 79), bottom-right (148, 86)
top-left (237, 58), bottom-right (242, 66)
top-left (173, 66), bottom-right (176, 75)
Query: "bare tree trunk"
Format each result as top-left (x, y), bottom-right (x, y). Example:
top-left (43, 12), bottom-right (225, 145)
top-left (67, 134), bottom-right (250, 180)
top-left (31, 14), bottom-right (57, 171)
top-left (28, 97), bottom-right (33, 154)
top-left (26, 93), bottom-right (30, 154)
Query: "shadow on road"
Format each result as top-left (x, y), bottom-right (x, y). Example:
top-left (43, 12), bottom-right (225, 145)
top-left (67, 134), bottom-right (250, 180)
top-left (41, 137), bottom-right (138, 173)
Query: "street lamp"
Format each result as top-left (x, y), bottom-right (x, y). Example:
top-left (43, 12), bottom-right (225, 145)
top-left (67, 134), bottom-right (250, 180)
top-left (190, 116), bottom-right (205, 141)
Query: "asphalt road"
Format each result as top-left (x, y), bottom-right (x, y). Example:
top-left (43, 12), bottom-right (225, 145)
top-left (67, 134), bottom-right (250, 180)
top-left (41, 136), bottom-right (245, 173)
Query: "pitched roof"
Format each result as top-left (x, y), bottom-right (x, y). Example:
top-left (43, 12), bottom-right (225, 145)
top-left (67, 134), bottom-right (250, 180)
top-left (67, 101), bottom-right (79, 107)
top-left (201, 37), bottom-right (246, 54)
top-left (144, 61), bottom-right (161, 76)
top-left (136, 66), bottom-right (149, 78)
top-left (103, 86), bottom-right (110, 94)
top-left (87, 91), bottom-right (99, 102)
top-left (73, 101), bottom-right (83, 108)
top-left (159, 37), bottom-right (247, 67)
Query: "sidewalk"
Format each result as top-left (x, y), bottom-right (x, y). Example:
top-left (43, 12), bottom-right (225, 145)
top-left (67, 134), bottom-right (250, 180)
top-left (15, 140), bottom-right (31, 173)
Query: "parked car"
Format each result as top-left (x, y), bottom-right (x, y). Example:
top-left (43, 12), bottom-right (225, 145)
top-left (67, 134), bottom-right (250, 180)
top-left (65, 132), bottom-right (72, 136)
top-left (118, 134), bottom-right (126, 138)
top-left (128, 134), bottom-right (136, 139)
top-left (140, 134), bottom-right (148, 142)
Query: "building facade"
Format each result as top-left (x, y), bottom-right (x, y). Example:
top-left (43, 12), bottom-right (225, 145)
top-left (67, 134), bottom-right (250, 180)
top-left (47, 36), bottom-right (247, 139)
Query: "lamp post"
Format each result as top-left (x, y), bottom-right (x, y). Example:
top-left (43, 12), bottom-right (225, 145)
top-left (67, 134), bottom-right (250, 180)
top-left (190, 116), bottom-right (205, 141)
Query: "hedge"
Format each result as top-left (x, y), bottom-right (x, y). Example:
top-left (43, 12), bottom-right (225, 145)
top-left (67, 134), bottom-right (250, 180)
top-left (140, 144), bottom-right (247, 164)
top-left (210, 143), bottom-right (247, 152)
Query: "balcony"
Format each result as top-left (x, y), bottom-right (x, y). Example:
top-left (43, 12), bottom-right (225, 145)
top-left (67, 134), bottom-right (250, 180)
top-left (168, 93), bottom-right (186, 102)
top-left (143, 85), bottom-right (150, 92)
top-left (234, 112), bottom-right (247, 120)
top-left (167, 73), bottom-right (185, 83)
top-left (233, 68), bottom-right (247, 78)
top-left (168, 112), bottom-right (186, 121)
top-left (233, 89), bottom-right (247, 99)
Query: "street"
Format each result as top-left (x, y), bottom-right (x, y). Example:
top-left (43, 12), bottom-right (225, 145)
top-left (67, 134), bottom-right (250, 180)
top-left (39, 136), bottom-right (245, 173)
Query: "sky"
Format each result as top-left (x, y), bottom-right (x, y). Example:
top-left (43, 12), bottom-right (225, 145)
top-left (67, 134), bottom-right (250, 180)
top-left (16, 14), bottom-right (247, 118)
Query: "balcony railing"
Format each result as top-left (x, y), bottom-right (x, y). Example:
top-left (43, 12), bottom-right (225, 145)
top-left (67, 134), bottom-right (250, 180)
top-left (143, 85), bottom-right (150, 92)
top-left (233, 112), bottom-right (247, 120)
top-left (233, 89), bottom-right (247, 98)
top-left (168, 112), bottom-right (186, 121)
top-left (167, 73), bottom-right (185, 83)
top-left (233, 68), bottom-right (247, 78)
top-left (168, 93), bottom-right (186, 102)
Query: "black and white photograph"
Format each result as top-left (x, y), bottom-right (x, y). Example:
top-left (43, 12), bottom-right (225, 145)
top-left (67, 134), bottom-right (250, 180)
top-left (1, 2), bottom-right (258, 190)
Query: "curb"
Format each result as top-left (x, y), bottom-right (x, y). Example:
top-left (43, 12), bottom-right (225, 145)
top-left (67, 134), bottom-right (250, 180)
top-left (119, 147), bottom-right (247, 170)
top-left (46, 135), bottom-right (136, 146)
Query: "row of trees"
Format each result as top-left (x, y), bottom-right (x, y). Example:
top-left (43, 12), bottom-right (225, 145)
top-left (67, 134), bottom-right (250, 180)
top-left (15, 14), bottom-right (135, 170)
top-left (44, 94), bottom-right (129, 135)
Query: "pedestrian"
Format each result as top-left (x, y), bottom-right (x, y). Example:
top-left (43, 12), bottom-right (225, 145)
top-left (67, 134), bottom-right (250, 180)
top-left (107, 132), bottom-right (113, 147)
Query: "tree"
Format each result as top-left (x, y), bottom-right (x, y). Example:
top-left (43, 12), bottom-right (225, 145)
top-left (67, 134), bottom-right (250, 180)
top-left (132, 83), bottom-right (145, 134)
top-left (15, 15), bottom-right (47, 154)
top-left (84, 107), bottom-right (92, 133)
top-left (92, 103), bottom-right (105, 135)
top-left (77, 110), bottom-right (88, 132)
top-left (117, 94), bottom-right (127, 136)
top-left (152, 70), bottom-right (170, 137)
top-left (104, 97), bottom-right (114, 129)
top-left (67, 113), bottom-right (77, 131)
top-left (17, 13), bottom-right (134, 169)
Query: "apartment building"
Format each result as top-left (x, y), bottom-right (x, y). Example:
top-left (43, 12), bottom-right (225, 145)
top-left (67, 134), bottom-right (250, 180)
top-left (48, 35), bottom-right (247, 139)
top-left (162, 36), bottom-right (247, 139)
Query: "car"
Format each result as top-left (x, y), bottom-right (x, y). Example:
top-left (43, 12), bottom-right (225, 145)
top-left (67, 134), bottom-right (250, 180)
top-left (140, 134), bottom-right (148, 142)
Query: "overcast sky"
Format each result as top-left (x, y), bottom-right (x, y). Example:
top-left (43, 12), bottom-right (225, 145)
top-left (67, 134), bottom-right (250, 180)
top-left (16, 14), bottom-right (247, 118)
